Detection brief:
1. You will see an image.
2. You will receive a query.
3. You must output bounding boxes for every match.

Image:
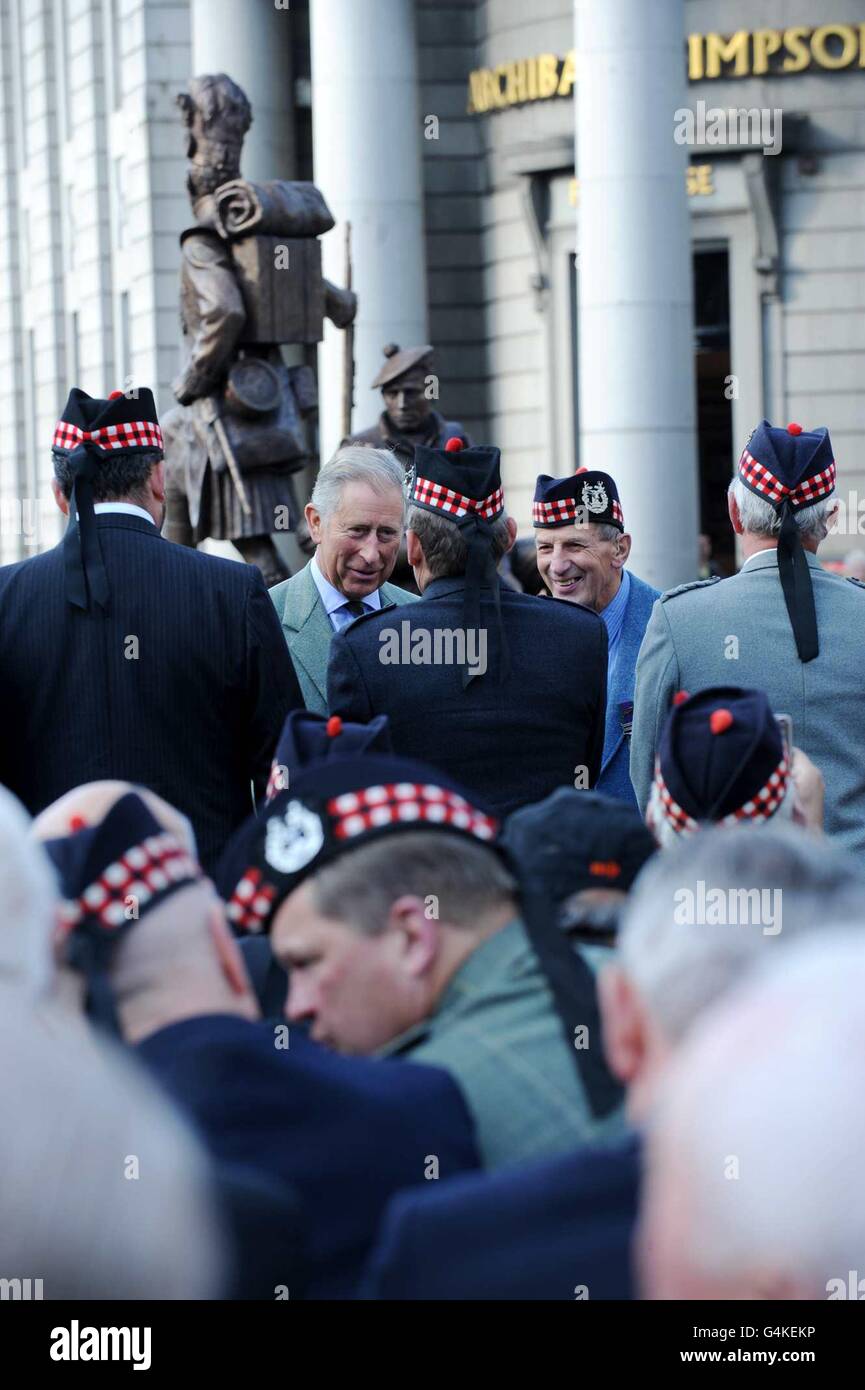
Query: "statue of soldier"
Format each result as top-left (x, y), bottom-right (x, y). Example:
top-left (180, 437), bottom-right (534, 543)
top-left (163, 73), bottom-right (356, 587)
top-left (345, 343), bottom-right (471, 469)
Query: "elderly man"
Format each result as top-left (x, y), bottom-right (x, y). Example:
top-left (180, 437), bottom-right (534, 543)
top-left (0, 386), bottom-right (301, 874)
top-left (630, 420), bottom-right (865, 853)
top-left (533, 471), bottom-right (659, 806)
top-left (360, 824), bottom-right (865, 1300)
top-left (269, 446), bottom-right (418, 713)
top-left (36, 779), bottom-right (481, 1299)
top-left (641, 932), bottom-right (865, 1301)
top-left (328, 441), bottom-right (608, 818)
top-left (217, 752), bottom-right (624, 1172)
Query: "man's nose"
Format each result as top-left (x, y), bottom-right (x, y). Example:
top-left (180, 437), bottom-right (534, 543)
top-left (286, 979), bottom-right (316, 1025)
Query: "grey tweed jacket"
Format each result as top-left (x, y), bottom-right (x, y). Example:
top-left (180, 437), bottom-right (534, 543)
top-left (629, 549), bottom-right (865, 855)
top-left (269, 560), bottom-right (418, 714)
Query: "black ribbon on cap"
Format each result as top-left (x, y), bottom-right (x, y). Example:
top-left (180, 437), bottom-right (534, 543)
top-left (456, 513), bottom-right (510, 689)
top-left (64, 441), bottom-right (110, 612)
top-left (777, 499), bottom-right (819, 662)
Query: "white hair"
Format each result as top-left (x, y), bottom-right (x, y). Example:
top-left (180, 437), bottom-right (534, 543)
top-left (728, 476), bottom-right (834, 541)
top-left (0, 785), bottom-right (57, 1001)
top-left (651, 929), bottom-right (865, 1291)
top-left (618, 823), bottom-right (865, 1043)
top-left (0, 1001), bottom-right (225, 1297)
top-left (310, 445), bottom-right (407, 523)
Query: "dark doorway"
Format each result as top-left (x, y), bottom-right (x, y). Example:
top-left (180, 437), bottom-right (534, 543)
top-left (693, 247), bottom-right (735, 575)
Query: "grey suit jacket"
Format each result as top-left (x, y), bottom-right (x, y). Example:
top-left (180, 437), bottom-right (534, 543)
top-left (630, 550), bottom-right (865, 854)
top-left (269, 560), bottom-right (419, 714)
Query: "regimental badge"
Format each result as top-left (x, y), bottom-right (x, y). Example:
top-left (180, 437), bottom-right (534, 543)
top-left (582, 480), bottom-right (609, 515)
top-left (265, 801), bottom-right (325, 875)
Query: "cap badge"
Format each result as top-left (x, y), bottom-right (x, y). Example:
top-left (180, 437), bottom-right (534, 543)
top-left (265, 801), bottom-right (325, 875)
top-left (581, 480), bottom-right (608, 514)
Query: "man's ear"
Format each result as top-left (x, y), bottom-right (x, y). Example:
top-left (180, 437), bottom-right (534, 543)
top-left (52, 478), bottom-right (69, 517)
top-left (150, 460), bottom-right (166, 504)
top-left (613, 532), bottom-right (632, 569)
top-left (598, 964), bottom-right (648, 1086)
top-left (406, 529), bottom-right (424, 569)
top-left (385, 894), bottom-right (438, 977)
top-left (207, 902), bottom-right (253, 998)
top-left (305, 502), bottom-right (323, 547)
top-left (727, 490), bottom-right (744, 535)
top-left (504, 516), bottom-right (518, 554)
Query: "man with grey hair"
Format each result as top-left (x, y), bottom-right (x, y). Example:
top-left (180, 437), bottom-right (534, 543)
top-left (630, 419), bottom-right (865, 853)
top-left (1, 997), bottom-right (225, 1300)
top-left (361, 823), bottom-right (865, 1299)
top-left (327, 439), bottom-right (607, 817)
top-left (270, 445), bottom-right (418, 713)
top-left (640, 930), bottom-right (865, 1301)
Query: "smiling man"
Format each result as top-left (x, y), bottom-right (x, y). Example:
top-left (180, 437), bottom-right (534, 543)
top-left (533, 471), bottom-right (659, 806)
top-left (270, 446), bottom-right (418, 713)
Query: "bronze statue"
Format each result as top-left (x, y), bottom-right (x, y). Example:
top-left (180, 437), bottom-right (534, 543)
top-left (162, 73), bottom-right (357, 586)
top-left (344, 343), bottom-right (471, 468)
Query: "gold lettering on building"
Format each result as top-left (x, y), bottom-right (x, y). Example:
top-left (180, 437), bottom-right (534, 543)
top-left (467, 24), bottom-right (865, 113)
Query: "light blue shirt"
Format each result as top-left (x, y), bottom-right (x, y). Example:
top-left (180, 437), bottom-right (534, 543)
top-left (600, 568), bottom-right (631, 688)
top-left (311, 552), bottom-right (382, 633)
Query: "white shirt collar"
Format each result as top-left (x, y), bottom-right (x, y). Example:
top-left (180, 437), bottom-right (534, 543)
top-left (311, 552), bottom-right (383, 615)
top-left (739, 548), bottom-right (778, 571)
top-left (92, 502), bottom-right (156, 525)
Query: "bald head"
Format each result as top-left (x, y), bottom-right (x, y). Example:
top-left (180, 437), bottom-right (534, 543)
top-left (32, 779), bottom-right (197, 854)
top-left (31, 780), bottom-right (256, 1045)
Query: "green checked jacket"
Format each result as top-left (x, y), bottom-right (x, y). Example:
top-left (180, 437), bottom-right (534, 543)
top-left (379, 919), bottom-right (624, 1171)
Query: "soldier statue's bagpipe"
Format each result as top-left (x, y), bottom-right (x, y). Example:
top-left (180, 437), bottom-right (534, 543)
top-left (162, 73), bottom-right (357, 587)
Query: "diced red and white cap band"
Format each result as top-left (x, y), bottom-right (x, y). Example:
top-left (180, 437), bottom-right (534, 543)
top-left (532, 496), bottom-right (624, 526)
top-left (653, 755), bottom-right (790, 835)
top-left (225, 866), bottom-right (279, 934)
top-left (53, 420), bottom-right (164, 453)
top-left (56, 833), bottom-right (200, 935)
top-left (413, 476), bottom-right (504, 521)
top-left (327, 783), bottom-right (499, 842)
top-left (738, 449), bottom-right (835, 509)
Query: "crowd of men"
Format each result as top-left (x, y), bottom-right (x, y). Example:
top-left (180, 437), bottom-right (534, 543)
top-left (1, 386), bottom-right (864, 1300)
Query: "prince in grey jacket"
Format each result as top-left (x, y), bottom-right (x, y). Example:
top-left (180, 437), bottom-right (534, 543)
top-left (630, 420), bottom-right (865, 855)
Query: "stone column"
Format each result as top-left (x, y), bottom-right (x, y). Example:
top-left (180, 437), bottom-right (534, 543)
top-left (574, 0), bottom-right (699, 588)
top-left (310, 0), bottom-right (427, 463)
top-left (190, 0), bottom-right (295, 181)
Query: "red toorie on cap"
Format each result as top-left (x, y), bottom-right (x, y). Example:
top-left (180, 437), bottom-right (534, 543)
top-left (445, 437), bottom-right (464, 452)
top-left (787, 422), bottom-right (803, 435)
top-left (710, 708), bottom-right (734, 735)
top-left (326, 716), bottom-right (343, 737)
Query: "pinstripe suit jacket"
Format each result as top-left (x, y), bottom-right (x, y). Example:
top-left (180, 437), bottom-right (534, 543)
top-left (0, 514), bottom-right (301, 871)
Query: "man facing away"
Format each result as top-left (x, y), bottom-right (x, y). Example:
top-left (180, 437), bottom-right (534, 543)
top-left (35, 779), bottom-right (481, 1300)
top-left (630, 419), bottom-right (865, 854)
top-left (0, 387), bottom-right (301, 873)
top-left (269, 446), bottom-right (418, 714)
top-left (533, 469), bottom-right (660, 807)
top-left (327, 439), bottom-right (608, 819)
